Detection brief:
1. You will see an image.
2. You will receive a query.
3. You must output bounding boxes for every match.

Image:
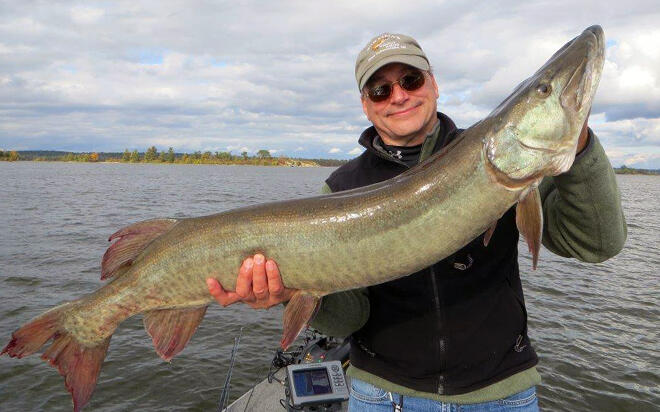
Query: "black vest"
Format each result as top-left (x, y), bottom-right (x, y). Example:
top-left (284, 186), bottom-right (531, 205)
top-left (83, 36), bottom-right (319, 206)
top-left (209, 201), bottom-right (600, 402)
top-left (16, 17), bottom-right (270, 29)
top-left (325, 113), bottom-right (538, 395)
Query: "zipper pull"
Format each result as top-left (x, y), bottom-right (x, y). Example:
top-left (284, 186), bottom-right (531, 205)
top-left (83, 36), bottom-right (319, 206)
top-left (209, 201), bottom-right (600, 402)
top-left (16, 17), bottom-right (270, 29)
top-left (514, 334), bottom-right (527, 352)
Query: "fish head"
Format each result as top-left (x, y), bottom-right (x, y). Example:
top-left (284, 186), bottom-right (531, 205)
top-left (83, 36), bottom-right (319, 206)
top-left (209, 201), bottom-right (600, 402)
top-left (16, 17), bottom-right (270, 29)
top-left (484, 25), bottom-right (605, 188)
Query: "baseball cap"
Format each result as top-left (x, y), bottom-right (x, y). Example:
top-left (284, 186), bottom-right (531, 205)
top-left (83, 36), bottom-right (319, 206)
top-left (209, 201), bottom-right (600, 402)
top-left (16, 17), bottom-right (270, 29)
top-left (355, 33), bottom-right (430, 91)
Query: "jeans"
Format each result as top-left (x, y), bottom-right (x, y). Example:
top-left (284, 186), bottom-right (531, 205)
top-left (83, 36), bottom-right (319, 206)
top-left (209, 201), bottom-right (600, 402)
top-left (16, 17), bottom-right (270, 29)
top-left (348, 378), bottom-right (539, 412)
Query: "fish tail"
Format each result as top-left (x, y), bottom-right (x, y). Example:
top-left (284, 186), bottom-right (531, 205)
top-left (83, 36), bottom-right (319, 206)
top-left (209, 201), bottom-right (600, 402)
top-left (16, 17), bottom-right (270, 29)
top-left (2, 302), bottom-right (111, 412)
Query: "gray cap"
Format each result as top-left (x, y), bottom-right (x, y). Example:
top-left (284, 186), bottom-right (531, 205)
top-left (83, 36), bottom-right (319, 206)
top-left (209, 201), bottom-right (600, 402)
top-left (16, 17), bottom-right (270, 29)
top-left (355, 33), bottom-right (430, 91)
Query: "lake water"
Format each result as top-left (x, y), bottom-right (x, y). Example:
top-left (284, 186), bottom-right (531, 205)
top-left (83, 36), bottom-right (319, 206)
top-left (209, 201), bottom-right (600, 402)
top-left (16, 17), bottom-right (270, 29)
top-left (0, 162), bottom-right (658, 411)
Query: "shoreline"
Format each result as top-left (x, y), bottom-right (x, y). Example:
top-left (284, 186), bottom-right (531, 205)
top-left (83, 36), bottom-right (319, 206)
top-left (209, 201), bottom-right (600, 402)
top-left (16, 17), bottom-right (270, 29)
top-left (0, 159), bottom-right (338, 167)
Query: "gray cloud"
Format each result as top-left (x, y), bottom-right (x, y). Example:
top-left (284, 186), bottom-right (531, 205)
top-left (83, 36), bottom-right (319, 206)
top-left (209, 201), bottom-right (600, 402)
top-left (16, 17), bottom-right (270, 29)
top-left (0, 1), bottom-right (659, 165)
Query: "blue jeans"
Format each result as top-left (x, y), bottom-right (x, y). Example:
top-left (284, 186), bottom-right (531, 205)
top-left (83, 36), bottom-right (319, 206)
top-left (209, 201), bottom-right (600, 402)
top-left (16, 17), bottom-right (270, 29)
top-left (349, 378), bottom-right (539, 412)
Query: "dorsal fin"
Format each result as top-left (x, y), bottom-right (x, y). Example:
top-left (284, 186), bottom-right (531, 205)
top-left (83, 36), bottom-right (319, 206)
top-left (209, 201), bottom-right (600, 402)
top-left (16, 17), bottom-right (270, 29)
top-left (101, 218), bottom-right (178, 280)
top-left (143, 306), bottom-right (207, 361)
top-left (516, 187), bottom-right (543, 270)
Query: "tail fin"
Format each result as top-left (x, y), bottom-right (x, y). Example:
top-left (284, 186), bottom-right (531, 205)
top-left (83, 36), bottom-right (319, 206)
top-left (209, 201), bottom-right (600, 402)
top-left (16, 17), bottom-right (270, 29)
top-left (2, 304), bottom-right (111, 412)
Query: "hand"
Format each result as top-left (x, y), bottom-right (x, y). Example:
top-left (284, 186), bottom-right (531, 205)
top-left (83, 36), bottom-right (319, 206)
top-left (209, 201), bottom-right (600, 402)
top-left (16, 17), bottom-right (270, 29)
top-left (206, 254), bottom-right (297, 309)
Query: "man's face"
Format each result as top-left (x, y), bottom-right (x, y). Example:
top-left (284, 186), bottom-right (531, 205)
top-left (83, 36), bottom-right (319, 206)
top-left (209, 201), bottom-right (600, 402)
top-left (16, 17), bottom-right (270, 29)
top-left (361, 63), bottom-right (439, 146)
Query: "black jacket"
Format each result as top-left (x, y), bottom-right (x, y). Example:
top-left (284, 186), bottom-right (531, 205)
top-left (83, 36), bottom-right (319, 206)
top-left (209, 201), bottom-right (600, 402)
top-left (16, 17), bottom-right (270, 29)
top-left (324, 113), bottom-right (538, 395)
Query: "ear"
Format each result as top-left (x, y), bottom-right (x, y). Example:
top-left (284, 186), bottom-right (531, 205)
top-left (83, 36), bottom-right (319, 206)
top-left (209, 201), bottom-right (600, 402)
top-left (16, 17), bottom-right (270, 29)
top-left (429, 73), bottom-right (439, 99)
top-left (361, 95), bottom-right (371, 122)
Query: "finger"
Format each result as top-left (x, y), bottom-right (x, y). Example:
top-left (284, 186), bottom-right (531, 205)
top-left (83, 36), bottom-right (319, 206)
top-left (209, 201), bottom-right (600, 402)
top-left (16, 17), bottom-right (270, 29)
top-left (236, 258), bottom-right (254, 299)
top-left (252, 254), bottom-right (269, 300)
top-left (206, 278), bottom-right (242, 307)
top-left (266, 259), bottom-right (285, 298)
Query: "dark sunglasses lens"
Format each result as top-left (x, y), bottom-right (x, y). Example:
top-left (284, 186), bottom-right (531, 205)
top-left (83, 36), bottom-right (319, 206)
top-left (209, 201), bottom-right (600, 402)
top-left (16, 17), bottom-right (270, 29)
top-left (368, 84), bottom-right (392, 102)
top-left (367, 71), bottom-right (426, 102)
top-left (400, 73), bottom-right (425, 91)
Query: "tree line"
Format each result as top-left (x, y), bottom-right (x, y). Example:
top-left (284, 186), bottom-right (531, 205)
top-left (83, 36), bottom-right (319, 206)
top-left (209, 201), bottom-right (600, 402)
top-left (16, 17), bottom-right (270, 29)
top-left (0, 150), bottom-right (20, 161)
top-left (119, 146), bottom-right (302, 166)
top-left (613, 165), bottom-right (660, 175)
top-left (3, 147), bottom-right (347, 167)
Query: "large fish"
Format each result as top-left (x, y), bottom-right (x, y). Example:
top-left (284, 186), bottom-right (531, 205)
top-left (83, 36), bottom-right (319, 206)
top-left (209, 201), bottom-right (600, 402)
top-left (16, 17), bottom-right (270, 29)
top-left (2, 26), bottom-right (605, 411)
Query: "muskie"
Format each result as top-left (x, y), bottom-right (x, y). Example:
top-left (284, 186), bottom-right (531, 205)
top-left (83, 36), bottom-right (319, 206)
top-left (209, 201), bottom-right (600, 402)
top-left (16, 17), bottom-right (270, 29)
top-left (2, 26), bottom-right (605, 411)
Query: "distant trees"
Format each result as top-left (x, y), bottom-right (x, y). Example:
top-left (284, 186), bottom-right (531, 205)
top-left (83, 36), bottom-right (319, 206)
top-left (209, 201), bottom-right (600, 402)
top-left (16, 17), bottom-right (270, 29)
top-left (0, 150), bottom-right (20, 161)
top-left (144, 146), bottom-right (158, 162)
top-left (166, 147), bottom-right (175, 163)
top-left (614, 165), bottom-right (660, 175)
top-left (0, 147), bottom-right (348, 167)
top-left (215, 151), bottom-right (233, 162)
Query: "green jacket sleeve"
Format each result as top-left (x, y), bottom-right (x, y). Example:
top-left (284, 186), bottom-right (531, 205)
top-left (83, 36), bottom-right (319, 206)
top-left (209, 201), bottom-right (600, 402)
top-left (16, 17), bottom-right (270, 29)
top-left (309, 288), bottom-right (370, 337)
top-left (538, 130), bottom-right (627, 262)
top-left (309, 183), bottom-right (371, 337)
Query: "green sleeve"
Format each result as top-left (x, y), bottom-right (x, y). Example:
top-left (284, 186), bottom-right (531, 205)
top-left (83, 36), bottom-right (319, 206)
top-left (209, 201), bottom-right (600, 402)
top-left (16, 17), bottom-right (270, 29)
top-left (307, 182), bottom-right (371, 337)
top-left (309, 288), bottom-right (370, 337)
top-left (538, 130), bottom-right (627, 262)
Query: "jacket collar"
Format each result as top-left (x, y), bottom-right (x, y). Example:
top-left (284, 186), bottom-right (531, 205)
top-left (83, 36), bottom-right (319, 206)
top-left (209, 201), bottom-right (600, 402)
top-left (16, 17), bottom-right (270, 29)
top-left (357, 112), bottom-right (458, 167)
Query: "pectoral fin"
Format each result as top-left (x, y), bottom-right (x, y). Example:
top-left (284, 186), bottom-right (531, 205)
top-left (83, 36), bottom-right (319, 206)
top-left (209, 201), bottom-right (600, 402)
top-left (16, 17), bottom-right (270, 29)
top-left (516, 187), bottom-right (543, 270)
top-left (483, 222), bottom-right (498, 247)
top-left (281, 291), bottom-right (321, 349)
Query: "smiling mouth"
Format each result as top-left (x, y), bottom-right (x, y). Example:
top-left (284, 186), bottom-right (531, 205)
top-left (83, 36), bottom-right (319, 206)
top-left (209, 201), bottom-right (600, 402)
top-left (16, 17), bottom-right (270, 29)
top-left (389, 105), bottom-right (420, 117)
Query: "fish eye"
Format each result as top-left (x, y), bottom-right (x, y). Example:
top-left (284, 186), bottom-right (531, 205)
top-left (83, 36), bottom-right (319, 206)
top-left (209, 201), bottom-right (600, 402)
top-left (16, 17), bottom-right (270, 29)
top-left (536, 83), bottom-right (552, 97)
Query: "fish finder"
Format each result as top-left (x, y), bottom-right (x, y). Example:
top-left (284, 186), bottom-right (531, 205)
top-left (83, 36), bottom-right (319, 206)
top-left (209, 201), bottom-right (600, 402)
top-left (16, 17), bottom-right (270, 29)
top-left (285, 361), bottom-right (349, 411)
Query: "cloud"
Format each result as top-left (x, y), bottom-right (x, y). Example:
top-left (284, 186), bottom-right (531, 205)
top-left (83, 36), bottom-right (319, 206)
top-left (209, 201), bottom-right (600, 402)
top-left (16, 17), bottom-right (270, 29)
top-left (348, 147), bottom-right (363, 155)
top-left (0, 1), bottom-right (658, 166)
top-left (70, 6), bottom-right (105, 25)
top-left (328, 148), bottom-right (341, 154)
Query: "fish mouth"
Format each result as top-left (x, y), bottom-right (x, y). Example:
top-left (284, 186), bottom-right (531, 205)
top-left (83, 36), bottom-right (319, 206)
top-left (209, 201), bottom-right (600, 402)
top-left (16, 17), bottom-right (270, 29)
top-left (560, 26), bottom-right (604, 112)
top-left (518, 139), bottom-right (563, 154)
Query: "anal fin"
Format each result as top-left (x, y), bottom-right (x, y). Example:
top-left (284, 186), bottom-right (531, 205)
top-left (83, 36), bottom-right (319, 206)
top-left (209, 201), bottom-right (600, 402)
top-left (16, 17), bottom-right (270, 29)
top-left (281, 291), bottom-right (321, 349)
top-left (102, 218), bottom-right (178, 280)
top-left (516, 187), bottom-right (543, 270)
top-left (144, 306), bottom-right (207, 362)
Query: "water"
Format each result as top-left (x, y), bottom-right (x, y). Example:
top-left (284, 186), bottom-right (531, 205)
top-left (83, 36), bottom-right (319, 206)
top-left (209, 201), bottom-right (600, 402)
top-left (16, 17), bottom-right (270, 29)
top-left (0, 162), bottom-right (658, 411)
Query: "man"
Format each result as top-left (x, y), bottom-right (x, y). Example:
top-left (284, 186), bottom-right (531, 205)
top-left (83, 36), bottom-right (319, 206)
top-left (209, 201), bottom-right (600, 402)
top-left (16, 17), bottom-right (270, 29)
top-left (207, 33), bottom-right (626, 410)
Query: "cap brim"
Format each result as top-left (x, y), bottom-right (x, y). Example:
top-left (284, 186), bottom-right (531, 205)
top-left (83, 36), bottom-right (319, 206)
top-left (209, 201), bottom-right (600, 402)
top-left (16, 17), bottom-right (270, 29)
top-left (359, 54), bottom-right (429, 91)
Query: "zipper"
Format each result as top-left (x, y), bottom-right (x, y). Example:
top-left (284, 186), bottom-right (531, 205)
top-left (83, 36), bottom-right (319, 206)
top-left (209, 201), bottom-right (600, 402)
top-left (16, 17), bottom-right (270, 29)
top-left (428, 265), bottom-right (446, 394)
top-left (367, 121), bottom-right (440, 167)
top-left (506, 276), bottom-right (530, 353)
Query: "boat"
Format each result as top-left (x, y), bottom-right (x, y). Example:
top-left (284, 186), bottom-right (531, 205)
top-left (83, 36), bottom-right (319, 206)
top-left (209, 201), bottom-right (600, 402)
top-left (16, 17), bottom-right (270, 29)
top-left (224, 333), bottom-right (351, 412)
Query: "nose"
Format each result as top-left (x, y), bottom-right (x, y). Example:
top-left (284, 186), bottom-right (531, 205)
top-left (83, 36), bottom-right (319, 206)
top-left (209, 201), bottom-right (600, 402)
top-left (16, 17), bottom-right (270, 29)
top-left (389, 82), bottom-right (409, 104)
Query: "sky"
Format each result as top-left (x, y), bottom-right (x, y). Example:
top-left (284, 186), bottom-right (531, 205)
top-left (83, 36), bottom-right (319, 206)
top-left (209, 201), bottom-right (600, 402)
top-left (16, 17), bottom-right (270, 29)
top-left (1, 1), bottom-right (659, 168)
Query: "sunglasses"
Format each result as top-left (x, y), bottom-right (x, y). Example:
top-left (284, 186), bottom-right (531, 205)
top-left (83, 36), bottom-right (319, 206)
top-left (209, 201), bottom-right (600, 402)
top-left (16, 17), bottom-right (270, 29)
top-left (363, 70), bottom-right (426, 103)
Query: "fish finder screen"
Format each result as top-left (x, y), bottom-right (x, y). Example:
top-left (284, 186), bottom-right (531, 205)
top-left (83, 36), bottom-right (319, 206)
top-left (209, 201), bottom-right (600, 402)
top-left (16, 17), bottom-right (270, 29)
top-left (292, 368), bottom-right (332, 396)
